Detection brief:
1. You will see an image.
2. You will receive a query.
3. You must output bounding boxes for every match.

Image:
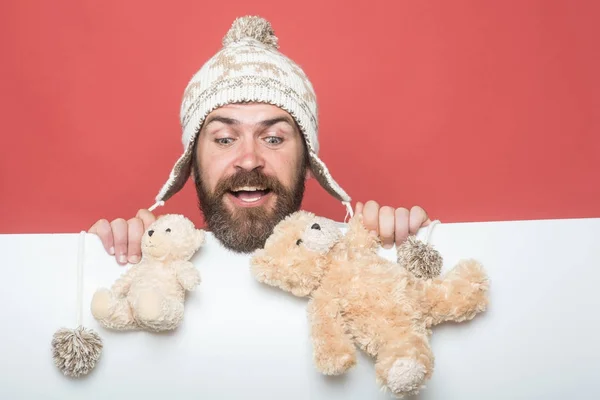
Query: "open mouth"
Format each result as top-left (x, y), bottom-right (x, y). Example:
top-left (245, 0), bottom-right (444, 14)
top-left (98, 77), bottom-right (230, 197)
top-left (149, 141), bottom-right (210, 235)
top-left (228, 186), bottom-right (272, 204)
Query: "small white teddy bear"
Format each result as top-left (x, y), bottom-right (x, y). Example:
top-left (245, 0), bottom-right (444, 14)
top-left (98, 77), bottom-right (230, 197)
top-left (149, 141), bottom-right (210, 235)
top-left (91, 214), bottom-right (204, 332)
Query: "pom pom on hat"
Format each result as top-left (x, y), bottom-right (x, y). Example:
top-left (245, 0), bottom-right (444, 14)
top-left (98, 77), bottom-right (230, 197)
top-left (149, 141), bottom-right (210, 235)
top-left (52, 326), bottom-right (103, 377)
top-left (222, 15), bottom-right (279, 49)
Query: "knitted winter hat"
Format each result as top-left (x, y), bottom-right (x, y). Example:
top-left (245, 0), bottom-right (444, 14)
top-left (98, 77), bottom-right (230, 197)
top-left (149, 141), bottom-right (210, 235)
top-left (149, 16), bottom-right (353, 218)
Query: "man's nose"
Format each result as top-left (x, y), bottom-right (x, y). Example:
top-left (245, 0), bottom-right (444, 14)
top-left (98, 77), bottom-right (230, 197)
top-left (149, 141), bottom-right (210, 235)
top-left (234, 139), bottom-right (265, 171)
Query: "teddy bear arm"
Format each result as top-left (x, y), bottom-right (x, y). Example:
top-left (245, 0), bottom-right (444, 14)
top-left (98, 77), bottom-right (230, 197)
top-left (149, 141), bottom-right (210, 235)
top-left (308, 296), bottom-right (357, 375)
top-left (419, 259), bottom-right (489, 326)
top-left (110, 265), bottom-right (141, 296)
top-left (174, 261), bottom-right (201, 291)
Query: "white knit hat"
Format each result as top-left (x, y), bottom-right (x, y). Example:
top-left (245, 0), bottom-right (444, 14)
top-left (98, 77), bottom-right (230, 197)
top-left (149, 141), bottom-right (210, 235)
top-left (149, 16), bottom-right (353, 218)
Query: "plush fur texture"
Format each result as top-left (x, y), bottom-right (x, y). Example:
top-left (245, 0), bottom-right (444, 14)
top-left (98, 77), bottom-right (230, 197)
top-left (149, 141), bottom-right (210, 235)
top-left (91, 214), bottom-right (205, 332)
top-left (250, 211), bottom-right (489, 398)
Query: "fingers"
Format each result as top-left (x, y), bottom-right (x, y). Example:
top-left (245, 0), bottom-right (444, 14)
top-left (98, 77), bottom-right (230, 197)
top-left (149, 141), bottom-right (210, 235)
top-left (89, 219), bottom-right (114, 255)
top-left (354, 201), bottom-right (364, 216)
top-left (127, 217), bottom-right (145, 264)
top-left (126, 209), bottom-right (156, 264)
top-left (136, 208), bottom-right (157, 230)
top-left (88, 209), bottom-right (156, 266)
top-left (378, 206), bottom-right (395, 249)
top-left (110, 218), bottom-right (129, 265)
top-left (353, 201), bottom-right (432, 248)
top-left (361, 201), bottom-right (380, 235)
top-left (409, 205), bottom-right (430, 235)
top-left (394, 207), bottom-right (410, 247)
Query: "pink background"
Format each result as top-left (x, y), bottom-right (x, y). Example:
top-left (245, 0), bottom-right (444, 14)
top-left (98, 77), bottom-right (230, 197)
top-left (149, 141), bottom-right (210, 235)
top-left (1, 0), bottom-right (598, 233)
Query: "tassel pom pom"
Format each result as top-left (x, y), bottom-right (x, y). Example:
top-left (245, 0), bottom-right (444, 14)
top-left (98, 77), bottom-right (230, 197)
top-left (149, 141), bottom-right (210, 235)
top-left (223, 16), bottom-right (279, 49)
top-left (397, 236), bottom-right (443, 279)
top-left (52, 326), bottom-right (103, 378)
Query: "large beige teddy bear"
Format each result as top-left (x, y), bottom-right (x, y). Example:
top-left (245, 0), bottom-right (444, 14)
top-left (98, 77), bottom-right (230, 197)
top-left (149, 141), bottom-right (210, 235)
top-left (91, 214), bottom-right (205, 332)
top-left (250, 211), bottom-right (489, 398)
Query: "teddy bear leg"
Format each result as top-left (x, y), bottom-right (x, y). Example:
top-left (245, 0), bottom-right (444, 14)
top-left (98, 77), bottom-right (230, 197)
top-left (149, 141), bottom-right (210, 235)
top-left (90, 288), bottom-right (137, 330)
top-left (162, 298), bottom-right (185, 330)
top-left (134, 290), bottom-right (184, 332)
top-left (375, 333), bottom-right (433, 398)
top-left (133, 289), bottom-right (163, 327)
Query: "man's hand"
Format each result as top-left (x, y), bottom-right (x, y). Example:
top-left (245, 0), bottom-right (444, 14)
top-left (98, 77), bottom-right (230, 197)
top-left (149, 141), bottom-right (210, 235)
top-left (354, 201), bottom-right (431, 249)
top-left (88, 209), bottom-right (156, 265)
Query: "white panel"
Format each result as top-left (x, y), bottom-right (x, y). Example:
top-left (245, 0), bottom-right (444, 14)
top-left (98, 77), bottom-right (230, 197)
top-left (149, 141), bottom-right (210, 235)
top-left (1, 217), bottom-right (599, 399)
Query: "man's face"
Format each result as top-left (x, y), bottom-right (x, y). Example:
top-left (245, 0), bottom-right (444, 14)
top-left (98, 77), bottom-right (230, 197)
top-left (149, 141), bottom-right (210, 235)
top-left (192, 102), bottom-right (309, 253)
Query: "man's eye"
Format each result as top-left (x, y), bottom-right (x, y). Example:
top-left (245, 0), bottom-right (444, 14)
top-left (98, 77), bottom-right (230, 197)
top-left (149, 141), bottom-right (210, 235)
top-left (264, 136), bottom-right (283, 145)
top-left (216, 138), bottom-right (234, 145)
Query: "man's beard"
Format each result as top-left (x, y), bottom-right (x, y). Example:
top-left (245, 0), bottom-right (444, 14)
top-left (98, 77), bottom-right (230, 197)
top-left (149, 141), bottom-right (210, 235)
top-left (193, 163), bottom-right (307, 253)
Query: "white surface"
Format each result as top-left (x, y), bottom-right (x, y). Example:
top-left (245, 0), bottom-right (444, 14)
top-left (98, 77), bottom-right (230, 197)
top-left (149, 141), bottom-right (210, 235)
top-left (1, 217), bottom-right (599, 399)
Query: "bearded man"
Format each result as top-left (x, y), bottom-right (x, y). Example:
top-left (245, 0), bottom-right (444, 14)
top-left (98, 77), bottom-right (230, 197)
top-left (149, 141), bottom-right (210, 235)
top-left (89, 16), bottom-right (431, 264)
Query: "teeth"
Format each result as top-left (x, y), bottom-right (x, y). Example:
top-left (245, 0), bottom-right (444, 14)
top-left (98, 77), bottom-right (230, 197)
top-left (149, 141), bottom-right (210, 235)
top-left (240, 195), bottom-right (261, 203)
top-left (233, 186), bottom-right (265, 192)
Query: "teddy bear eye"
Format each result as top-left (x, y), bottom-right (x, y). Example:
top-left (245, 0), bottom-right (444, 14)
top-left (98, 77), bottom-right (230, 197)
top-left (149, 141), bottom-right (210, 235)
top-left (296, 239), bottom-right (303, 246)
top-left (165, 228), bottom-right (171, 233)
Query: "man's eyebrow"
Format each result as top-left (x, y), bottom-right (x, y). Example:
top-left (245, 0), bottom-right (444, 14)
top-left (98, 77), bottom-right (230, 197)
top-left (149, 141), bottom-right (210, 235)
top-left (203, 115), bottom-right (295, 129)
top-left (258, 116), bottom-right (295, 129)
top-left (204, 116), bottom-right (240, 127)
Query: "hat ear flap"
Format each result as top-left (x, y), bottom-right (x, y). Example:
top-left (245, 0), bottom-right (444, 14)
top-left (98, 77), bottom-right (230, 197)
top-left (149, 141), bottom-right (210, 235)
top-left (150, 139), bottom-right (195, 212)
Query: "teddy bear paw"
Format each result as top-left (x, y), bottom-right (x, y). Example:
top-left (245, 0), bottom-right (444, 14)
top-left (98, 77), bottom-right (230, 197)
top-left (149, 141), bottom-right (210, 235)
top-left (387, 358), bottom-right (426, 396)
top-left (316, 352), bottom-right (356, 375)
